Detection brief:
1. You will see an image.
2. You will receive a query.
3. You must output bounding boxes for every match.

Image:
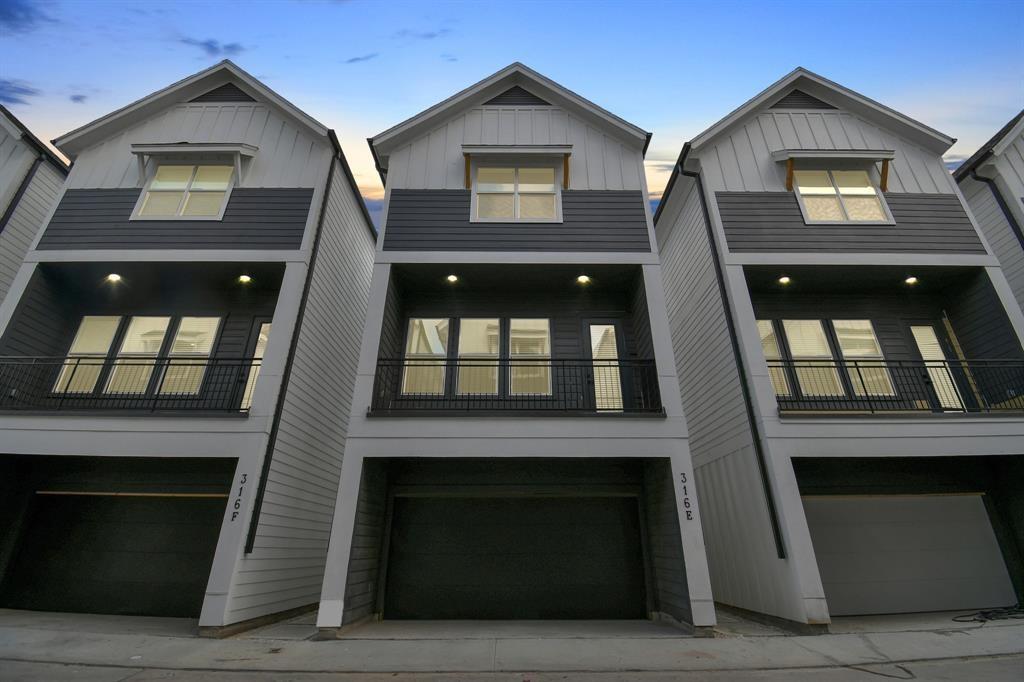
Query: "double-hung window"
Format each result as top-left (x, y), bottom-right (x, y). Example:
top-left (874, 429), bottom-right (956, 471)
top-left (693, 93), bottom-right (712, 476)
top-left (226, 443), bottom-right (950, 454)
top-left (509, 318), bottom-right (552, 395)
top-left (54, 316), bottom-right (121, 393)
top-left (105, 316), bottom-right (172, 394)
top-left (833, 320), bottom-right (894, 397)
top-left (474, 166), bottom-right (559, 221)
top-left (136, 164), bottom-right (234, 219)
top-left (457, 318), bottom-right (500, 395)
top-left (159, 317), bottom-right (221, 395)
top-left (401, 318), bottom-right (450, 395)
top-left (781, 319), bottom-right (845, 397)
top-left (793, 169), bottom-right (889, 223)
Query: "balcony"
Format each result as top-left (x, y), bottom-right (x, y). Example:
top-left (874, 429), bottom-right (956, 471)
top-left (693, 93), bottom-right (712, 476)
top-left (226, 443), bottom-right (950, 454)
top-left (768, 358), bottom-right (1024, 414)
top-left (0, 356), bottom-right (261, 414)
top-left (371, 358), bottom-right (662, 415)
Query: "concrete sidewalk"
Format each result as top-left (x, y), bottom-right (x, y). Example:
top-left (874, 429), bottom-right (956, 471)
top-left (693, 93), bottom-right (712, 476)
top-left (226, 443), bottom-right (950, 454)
top-left (0, 609), bottom-right (1021, 677)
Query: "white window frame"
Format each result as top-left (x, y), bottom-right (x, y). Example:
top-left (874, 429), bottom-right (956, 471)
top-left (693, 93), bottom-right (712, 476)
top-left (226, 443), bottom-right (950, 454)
top-left (470, 159), bottom-right (563, 224)
top-left (130, 162), bottom-right (236, 222)
top-left (793, 168), bottom-right (894, 226)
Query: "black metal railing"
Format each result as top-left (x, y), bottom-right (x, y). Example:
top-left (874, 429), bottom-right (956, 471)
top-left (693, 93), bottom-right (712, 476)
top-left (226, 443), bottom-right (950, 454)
top-left (0, 356), bottom-right (261, 413)
top-left (371, 358), bottom-right (662, 414)
top-left (766, 358), bottom-right (1024, 414)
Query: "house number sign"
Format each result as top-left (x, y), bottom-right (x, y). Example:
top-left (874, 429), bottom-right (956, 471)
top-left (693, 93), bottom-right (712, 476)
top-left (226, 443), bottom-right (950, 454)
top-left (680, 471), bottom-right (694, 521)
top-left (230, 473), bottom-right (247, 522)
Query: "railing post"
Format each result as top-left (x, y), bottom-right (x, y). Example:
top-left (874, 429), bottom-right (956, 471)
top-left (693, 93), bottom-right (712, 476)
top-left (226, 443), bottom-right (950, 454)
top-left (853, 361), bottom-right (875, 413)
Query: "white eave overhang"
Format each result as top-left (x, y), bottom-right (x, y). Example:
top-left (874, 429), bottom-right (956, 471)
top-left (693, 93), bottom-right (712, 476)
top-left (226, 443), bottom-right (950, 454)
top-left (462, 144), bottom-right (572, 156)
top-left (130, 142), bottom-right (258, 182)
top-left (770, 148), bottom-right (896, 162)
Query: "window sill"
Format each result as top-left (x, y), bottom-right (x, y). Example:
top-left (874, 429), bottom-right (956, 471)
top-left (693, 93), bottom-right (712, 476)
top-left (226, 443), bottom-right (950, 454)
top-left (469, 218), bottom-right (564, 224)
top-left (800, 220), bottom-right (896, 226)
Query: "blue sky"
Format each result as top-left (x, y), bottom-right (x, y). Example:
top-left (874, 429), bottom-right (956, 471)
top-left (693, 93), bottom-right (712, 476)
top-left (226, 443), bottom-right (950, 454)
top-left (2, 0), bottom-right (1022, 211)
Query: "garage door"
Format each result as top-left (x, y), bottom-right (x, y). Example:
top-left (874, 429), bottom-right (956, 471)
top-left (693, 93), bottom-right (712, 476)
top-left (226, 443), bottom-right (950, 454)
top-left (1, 492), bottom-right (227, 618)
top-left (803, 494), bottom-right (1017, 616)
top-left (383, 496), bottom-right (647, 619)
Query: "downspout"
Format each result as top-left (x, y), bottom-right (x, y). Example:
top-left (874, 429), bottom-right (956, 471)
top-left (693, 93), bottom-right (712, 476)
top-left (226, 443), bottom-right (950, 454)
top-left (675, 146), bottom-right (786, 559)
top-left (245, 144), bottom-right (339, 553)
top-left (971, 168), bottom-right (1024, 250)
top-left (0, 155), bottom-right (43, 234)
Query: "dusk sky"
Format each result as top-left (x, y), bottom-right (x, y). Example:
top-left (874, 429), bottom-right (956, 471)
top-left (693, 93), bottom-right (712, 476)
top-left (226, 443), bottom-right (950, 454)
top-left (2, 0), bottom-right (1022, 216)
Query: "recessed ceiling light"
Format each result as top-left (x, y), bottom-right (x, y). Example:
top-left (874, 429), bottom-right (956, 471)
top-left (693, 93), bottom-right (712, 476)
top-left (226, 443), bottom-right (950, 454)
top-left (238, 274), bottom-right (253, 284)
top-left (904, 276), bottom-right (919, 285)
top-left (576, 275), bottom-right (592, 285)
top-left (446, 274), bottom-right (459, 283)
top-left (105, 273), bottom-right (122, 283)
top-left (777, 275), bottom-right (791, 285)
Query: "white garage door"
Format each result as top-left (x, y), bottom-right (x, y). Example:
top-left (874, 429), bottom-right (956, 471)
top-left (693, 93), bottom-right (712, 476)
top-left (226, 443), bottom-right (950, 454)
top-left (802, 494), bottom-right (1017, 616)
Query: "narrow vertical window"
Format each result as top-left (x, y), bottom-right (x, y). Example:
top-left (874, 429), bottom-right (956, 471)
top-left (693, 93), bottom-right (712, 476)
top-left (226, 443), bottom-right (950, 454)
top-left (910, 325), bottom-right (965, 410)
top-left (159, 317), bottom-right (220, 395)
top-left (54, 316), bottom-right (121, 393)
top-left (402, 318), bottom-right (450, 395)
top-left (833, 320), bottom-right (894, 397)
top-left (757, 320), bottom-right (791, 397)
top-left (241, 322), bottom-right (271, 410)
top-left (509, 318), bottom-right (551, 395)
top-left (782, 320), bottom-right (844, 397)
top-left (457, 318), bottom-right (500, 395)
top-left (589, 324), bottom-right (623, 411)
top-left (105, 317), bottom-right (171, 394)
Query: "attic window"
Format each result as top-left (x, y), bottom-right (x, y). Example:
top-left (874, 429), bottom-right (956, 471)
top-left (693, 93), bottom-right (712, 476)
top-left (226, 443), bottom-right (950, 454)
top-left (134, 164), bottom-right (234, 219)
top-left (473, 165), bottom-right (561, 222)
top-left (793, 170), bottom-right (892, 224)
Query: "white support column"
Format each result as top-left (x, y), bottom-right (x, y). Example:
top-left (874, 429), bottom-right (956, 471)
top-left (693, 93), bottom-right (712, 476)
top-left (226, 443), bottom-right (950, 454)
top-left (668, 447), bottom-right (716, 627)
top-left (316, 450), bottom-right (366, 628)
top-left (641, 263), bottom-right (687, 424)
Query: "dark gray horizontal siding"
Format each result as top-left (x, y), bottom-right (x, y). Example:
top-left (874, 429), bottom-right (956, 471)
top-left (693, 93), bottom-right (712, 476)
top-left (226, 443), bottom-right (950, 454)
top-left (717, 192), bottom-right (987, 254)
top-left (37, 188), bottom-right (314, 250)
top-left (383, 189), bottom-right (651, 252)
top-left (770, 89), bottom-right (836, 110)
top-left (483, 86), bottom-right (551, 107)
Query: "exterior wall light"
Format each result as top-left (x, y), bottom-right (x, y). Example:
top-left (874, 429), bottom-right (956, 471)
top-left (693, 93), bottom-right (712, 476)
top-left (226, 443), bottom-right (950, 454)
top-left (904, 276), bottom-right (919, 285)
top-left (105, 273), bottom-right (122, 283)
top-left (238, 274), bottom-right (253, 284)
top-left (446, 274), bottom-right (459, 283)
top-left (576, 275), bottom-right (592, 285)
top-left (777, 275), bottom-right (791, 285)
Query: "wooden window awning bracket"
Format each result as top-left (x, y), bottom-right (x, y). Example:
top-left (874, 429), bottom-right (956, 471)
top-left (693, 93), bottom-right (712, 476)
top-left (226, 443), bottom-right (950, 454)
top-left (563, 153), bottom-right (570, 189)
top-left (464, 153), bottom-right (471, 190)
top-left (880, 159), bottom-right (889, 192)
top-left (785, 158), bottom-right (794, 191)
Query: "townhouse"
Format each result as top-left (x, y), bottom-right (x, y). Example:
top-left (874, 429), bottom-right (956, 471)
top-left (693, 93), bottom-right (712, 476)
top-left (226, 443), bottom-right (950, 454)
top-left (0, 106), bottom-right (68, 303)
top-left (0, 61), bottom-right (376, 633)
top-left (316, 63), bottom-right (715, 634)
top-left (655, 69), bottom-right (1024, 628)
top-left (956, 110), bottom-right (1024, 313)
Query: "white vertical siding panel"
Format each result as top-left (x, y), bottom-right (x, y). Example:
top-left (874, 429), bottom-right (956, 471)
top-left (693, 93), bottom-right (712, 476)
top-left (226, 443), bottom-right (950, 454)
top-left (497, 110), bottom-right (516, 145)
top-left (549, 110), bottom-right (568, 144)
top-left (746, 121), bottom-right (778, 190)
top-left (604, 139), bottom-right (623, 190)
top-left (0, 125), bottom-right (35, 212)
top-left (961, 176), bottom-right (1024, 311)
top-left (226, 159), bottom-right (375, 623)
top-left (406, 135), bottom-right (429, 189)
top-left (715, 141), bottom-right (745, 192)
top-left (821, 114), bottom-right (852, 148)
top-left (0, 162), bottom-right (64, 302)
top-left (789, 113), bottom-right (816, 148)
top-left (444, 115), bottom-right (465, 189)
top-left (532, 109), bottom-right (550, 144)
top-left (463, 109), bottom-right (482, 145)
top-left (733, 130), bottom-right (764, 191)
top-left (425, 126), bottom-right (448, 190)
top-left (806, 114), bottom-right (834, 149)
top-left (515, 109), bottom-right (532, 144)
top-left (481, 109), bottom-right (499, 142)
top-left (584, 125), bottom-right (607, 189)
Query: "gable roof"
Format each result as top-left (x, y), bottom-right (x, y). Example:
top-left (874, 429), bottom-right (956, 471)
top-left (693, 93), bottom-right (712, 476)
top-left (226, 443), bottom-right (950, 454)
top-left (688, 67), bottom-right (956, 156)
top-left (953, 109), bottom-right (1024, 182)
top-left (53, 60), bottom-right (329, 158)
top-left (0, 105), bottom-right (69, 173)
top-left (368, 62), bottom-right (651, 180)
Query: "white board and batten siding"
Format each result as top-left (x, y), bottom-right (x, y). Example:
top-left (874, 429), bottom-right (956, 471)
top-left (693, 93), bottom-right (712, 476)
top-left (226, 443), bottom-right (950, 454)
top-left (224, 159), bottom-right (375, 624)
top-left (67, 102), bottom-right (331, 190)
top-left (0, 163), bottom-right (65, 302)
top-left (0, 120), bottom-right (39, 211)
top-left (386, 106), bottom-right (643, 191)
top-left (698, 110), bottom-right (954, 195)
top-left (657, 181), bottom-right (807, 622)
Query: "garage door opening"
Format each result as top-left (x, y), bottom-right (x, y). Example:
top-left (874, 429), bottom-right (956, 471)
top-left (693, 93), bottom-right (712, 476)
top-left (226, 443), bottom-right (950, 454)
top-left (0, 456), bottom-right (235, 618)
top-left (794, 456), bottom-right (1023, 617)
top-left (339, 458), bottom-right (695, 626)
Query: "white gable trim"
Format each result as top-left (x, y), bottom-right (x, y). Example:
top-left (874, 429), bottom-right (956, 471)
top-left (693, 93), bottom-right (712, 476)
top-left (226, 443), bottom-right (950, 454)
top-left (992, 115), bottom-right (1024, 157)
top-left (54, 60), bottom-right (328, 158)
top-left (689, 68), bottom-right (955, 155)
top-left (370, 62), bottom-right (648, 161)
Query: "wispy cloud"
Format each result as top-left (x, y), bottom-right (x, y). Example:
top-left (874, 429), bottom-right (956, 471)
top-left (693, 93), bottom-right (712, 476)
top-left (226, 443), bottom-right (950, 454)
top-left (180, 37), bottom-right (245, 57)
top-left (0, 79), bottom-right (41, 105)
top-left (441, 53), bottom-right (458, 62)
top-left (394, 28), bottom-right (450, 40)
top-left (344, 53), bottom-right (379, 64)
top-left (0, 0), bottom-right (54, 34)
top-left (69, 93), bottom-right (88, 103)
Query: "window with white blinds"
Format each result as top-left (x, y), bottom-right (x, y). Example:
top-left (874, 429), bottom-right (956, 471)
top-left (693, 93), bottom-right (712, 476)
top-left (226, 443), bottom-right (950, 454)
top-left (159, 317), bottom-right (220, 395)
top-left (833, 320), bottom-right (895, 396)
top-left (104, 316), bottom-right (171, 394)
top-left (402, 318), bottom-right (450, 395)
top-left (757, 319), bottom-right (791, 397)
top-left (53, 316), bottom-right (121, 393)
top-left (782, 319), bottom-right (844, 397)
top-left (457, 318), bottom-right (500, 395)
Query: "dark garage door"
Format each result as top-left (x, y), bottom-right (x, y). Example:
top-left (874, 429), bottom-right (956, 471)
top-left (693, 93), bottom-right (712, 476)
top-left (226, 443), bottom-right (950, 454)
top-left (0, 493), bottom-right (227, 618)
top-left (383, 496), bottom-right (647, 619)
